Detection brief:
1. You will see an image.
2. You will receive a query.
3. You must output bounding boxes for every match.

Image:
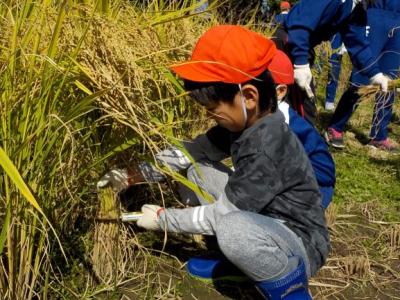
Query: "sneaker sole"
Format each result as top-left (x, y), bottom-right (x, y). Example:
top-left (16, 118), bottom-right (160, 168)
top-left (331, 142), bottom-right (345, 149)
top-left (187, 273), bottom-right (250, 284)
top-left (324, 132), bottom-right (345, 149)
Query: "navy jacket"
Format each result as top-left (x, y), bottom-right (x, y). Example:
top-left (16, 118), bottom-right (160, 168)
top-left (279, 102), bottom-right (336, 188)
top-left (284, 0), bottom-right (380, 77)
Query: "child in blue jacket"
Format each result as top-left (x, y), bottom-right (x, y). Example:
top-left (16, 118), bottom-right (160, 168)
top-left (275, 0), bottom-right (390, 125)
top-left (271, 51), bottom-right (336, 209)
top-left (325, 1), bottom-right (400, 151)
top-left (274, 1), bottom-right (291, 26)
top-left (278, 100), bottom-right (336, 208)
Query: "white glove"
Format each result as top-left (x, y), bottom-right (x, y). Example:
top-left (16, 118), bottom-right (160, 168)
top-left (338, 44), bottom-right (347, 55)
top-left (294, 64), bottom-right (314, 98)
top-left (97, 168), bottom-right (129, 192)
top-left (136, 204), bottom-right (164, 231)
top-left (370, 73), bottom-right (390, 93)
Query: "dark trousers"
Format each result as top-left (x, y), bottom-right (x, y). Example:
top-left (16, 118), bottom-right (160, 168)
top-left (325, 53), bottom-right (343, 104)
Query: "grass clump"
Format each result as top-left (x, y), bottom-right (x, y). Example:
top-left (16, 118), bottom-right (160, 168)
top-left (0, 0), bottom-right (209, 298)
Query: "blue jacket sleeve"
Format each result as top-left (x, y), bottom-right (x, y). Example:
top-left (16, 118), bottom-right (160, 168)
top-left (285, 0), bottom-right (342, 65)
top-left (288, 108), bottom-right (336, 187)
top-left (340, 4), bottom-right (380, 78)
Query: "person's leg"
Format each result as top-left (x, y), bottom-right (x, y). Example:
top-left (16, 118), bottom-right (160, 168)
top-left (180, 160), bottom-right (245, 281)
top-left (369, 14), bottom-right (400, 144)
top-left (324, 82), bottom-right (360, 148)
top-left (325, 53), bottom-right (342, 110)
top-left (178, 159), bottom-right (232, 206)
top-left (216, 211), bottom-right (312, 299)
top-left (328, 84), bottom-right (361, 133)
top-left (216, 211), bottom-right (311, 280)
top-left (324, 64), bottom-right (371, 148)
top-left (369, 92), bottom-right (395, 141)
top-left (271, 26), bottom-right (289, 53)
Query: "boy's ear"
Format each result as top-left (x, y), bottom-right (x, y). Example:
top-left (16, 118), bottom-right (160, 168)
top-left (241, 84), bottom-right (259, 110)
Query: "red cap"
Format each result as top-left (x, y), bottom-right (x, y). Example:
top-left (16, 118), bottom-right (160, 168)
top-left (280, 1), bottom-right (291, 10)
top-left (269, 49), bottom-right (294, 84)
top-left (171, 25), bottom-right (277, 84)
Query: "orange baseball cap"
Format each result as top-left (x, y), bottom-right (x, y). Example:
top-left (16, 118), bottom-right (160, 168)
top-left (171, 25), bottom-right (282, 84)
top-left (280, 1), bottom-right (291, 10)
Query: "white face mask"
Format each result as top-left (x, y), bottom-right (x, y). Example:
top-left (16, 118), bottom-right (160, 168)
top-left (238, 84), bottom-right (248, 127)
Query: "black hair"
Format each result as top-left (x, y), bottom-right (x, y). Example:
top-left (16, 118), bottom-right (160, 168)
top-left (184, 70), bottom-right (277, 113)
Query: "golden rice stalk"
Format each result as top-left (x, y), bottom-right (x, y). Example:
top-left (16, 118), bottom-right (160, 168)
top-left (358, 78), bottom-right (400, 101)
top-left (341, 255), bottom-right (371, 278)
top-left (325, 203), bottom-right (337, 230)
top-left (92, 187), bottom-right (120, 285)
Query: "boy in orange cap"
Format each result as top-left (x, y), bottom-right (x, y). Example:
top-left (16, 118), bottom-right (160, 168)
top-left (98, 25), bottom-right (329, 299)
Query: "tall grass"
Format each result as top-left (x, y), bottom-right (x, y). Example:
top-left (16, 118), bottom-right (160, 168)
top-left (0, 1), bottom-right (102, 298)
top-left (0, 0), bottom-right (214, 298)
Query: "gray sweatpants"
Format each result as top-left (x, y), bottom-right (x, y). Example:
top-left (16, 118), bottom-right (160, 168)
top-left (178, 159), bottom-right (311, 282)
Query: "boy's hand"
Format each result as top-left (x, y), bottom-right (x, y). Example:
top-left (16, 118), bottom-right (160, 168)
top-left (294, 64), bottom-right (314, 98)
top-left (370, 73), bottom-right (390, 93)
top-left (136, 204), bottom-right (164, 231)
top-left (97, 168), bottom-right (129, 192)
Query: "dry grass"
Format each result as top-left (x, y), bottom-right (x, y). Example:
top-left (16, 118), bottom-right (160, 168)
top-left (310, 202), bottom-right (400, 300)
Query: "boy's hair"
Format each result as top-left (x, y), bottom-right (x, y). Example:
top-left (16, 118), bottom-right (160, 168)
top-left (184, 70), bottom-right (277, 114)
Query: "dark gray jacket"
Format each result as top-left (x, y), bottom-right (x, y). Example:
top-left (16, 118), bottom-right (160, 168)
top-left (145, 111), bottom-right (330, 275)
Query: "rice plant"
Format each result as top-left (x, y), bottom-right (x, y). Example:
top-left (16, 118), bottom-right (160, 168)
top-left (0, 0), bottom-right (212, 298)
top-left (0, 1), bottom-right (105, 297)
